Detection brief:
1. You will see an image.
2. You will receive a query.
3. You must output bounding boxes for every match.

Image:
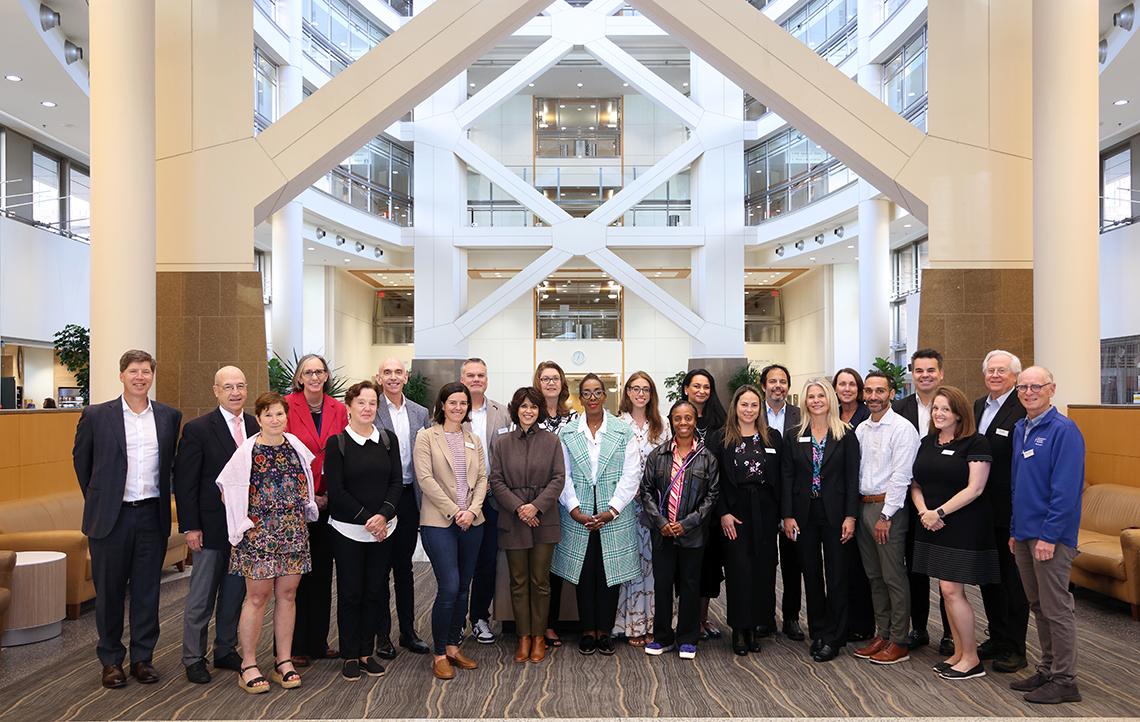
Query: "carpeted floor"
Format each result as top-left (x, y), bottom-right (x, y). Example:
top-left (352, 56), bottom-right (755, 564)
top-left (0, 563), bottom-right (1138, 721)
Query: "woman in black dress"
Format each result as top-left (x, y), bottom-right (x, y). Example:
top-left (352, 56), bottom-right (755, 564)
top-left (911, 385), bottom-right (998, 681)
top-left (708, 384), bottom-right (784, 656)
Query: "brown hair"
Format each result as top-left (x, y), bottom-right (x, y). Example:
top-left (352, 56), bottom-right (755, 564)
top-left (617, 370), bottom-right (665, 444)
top-left (534, 360), bottom-right (572, 416)
top-left (119, 349), bottom-right (156, 372)
top-left (931, 385), bottom-right (976, 440)
top-left (832, 367), bottom-right (864, 401)
top-left (723, 384), bottom-right (770, 448)
top-left (254, 392), bottom-right (287, 417)
top-left (433, 382), bottom-right (472, 425)
top-left (344, 380), bottom-right (380, 407)
top-left (508, 386), bottom-right (547, 426)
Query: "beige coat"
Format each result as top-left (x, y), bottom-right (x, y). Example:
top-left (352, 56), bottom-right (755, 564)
top-left (413, 425), bottom-right (488, 528)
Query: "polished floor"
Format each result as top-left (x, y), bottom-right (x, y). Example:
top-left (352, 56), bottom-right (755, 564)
top-left (0, 563), bottom-right (1137, 721)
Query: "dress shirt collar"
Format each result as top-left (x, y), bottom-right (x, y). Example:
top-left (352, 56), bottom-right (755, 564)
top-left (345, 425), bottom-right (380, 446)
top-left (988, 388), bottom-right (1014, 410)
top-left (122, 397), bottom-right (153, 416)
top-left (384, 393), bottom-right (406, 412)
top-left (218, 406), bottom-right (242, 423)
top-left (577, 412), bottom-right (608, 440)
top-left (865, 406), bottom-right (899, 428)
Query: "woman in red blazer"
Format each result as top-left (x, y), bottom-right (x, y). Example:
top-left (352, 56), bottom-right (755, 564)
top-left (284, 354), bottom-right (349, 665)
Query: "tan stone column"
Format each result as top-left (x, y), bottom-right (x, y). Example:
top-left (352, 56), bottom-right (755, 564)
top-left (89, 0), bottom-right (156, 402)
top-left (1033, 2), bottom-right (1099, 409)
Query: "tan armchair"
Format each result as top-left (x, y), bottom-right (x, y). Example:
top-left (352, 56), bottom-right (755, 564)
top-left (0, 550), bottom-right (15, 641)
top-left (1073, 484), bottom-right (1140, 620)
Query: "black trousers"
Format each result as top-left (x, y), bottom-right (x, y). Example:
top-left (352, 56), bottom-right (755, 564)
top-left (778, 528), bottom-right (803, 623)
top-left (847, 537), bottom-right (876, 637)
top-left (722, 498), bottom-right (778, 631)
top-left (698, 528), bottom-right (723, 599)
top-left (333, 532), bottom-right (392, 659)
top-left (377, 488), bottom-right (419, 641)
top-left (905, 499), bottom-right (951, 637)
top-left (292, 510), bottom-right (335, 657)
top-left (89, 502), bottom-right (165, 666)
top-left (576, 530), bottom-right (620, 633)
top-left (547, 574), bottom-right (564, 631)
top-left (468, 502), bottom-right (498, 625)
top-left (980, 524), bottom-right (1029, 655)
top-left (797, 500), bottom-right (849, 647)
top-left (653, 541), bottom-right (704, 646)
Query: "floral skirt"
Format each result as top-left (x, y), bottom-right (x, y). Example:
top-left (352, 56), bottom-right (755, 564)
top-left (612, 501), bottom-right (654, 637)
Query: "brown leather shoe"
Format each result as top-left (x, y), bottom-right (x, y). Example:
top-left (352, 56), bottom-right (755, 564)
top-left (446, 650), bottom-right (478, 670)
top-left (101, 664), bottom-right (127, 689)
top-left (432, 657), bottom-right (455, 680)
top-left (130, 661), bottom-right (159, 684)
top-left (869, 641), bottom-right (911, 665)
top-left (853, 637), bottom-right (888, 659)
top-left (529, 635), bottom-right (546, 663)
top-left (514, 635), bottom-right (532, 663)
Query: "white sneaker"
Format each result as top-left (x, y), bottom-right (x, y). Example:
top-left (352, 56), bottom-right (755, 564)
top-left (473, 619), bottom-right (496, 644)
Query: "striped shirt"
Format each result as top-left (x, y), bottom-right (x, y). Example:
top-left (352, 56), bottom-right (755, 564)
top-left (444, 431), bottom-right (470, 511)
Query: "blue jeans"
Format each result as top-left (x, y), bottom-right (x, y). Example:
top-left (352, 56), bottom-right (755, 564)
top-left (421, 523), bottom-right (485, 655)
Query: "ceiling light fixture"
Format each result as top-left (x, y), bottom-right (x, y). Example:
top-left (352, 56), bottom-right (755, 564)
top-left (833, 225), bottom-right (845, 238)
top-left (316, 227), bottom-right (326, 238)
top-left (469, 82), bottom-right (476, 87)
top-left (4, 74), bottom-right (21, 82)
top-left (814, 233), bottom-right (824, 245)
top-left (39, 4), bottom-right (59, 31)
top-left (307, 246), bottom-right (315, 251)
top-left (335, 234), bottom-right (346, 246)
top-left (622, 82), bottom-right (629, 87)
top-left (40, 100), bottom-right (56, 108)
top-left (682, 81), bottom-right (689, 87)
top-left (374, 246), bottom-right (384, 258)
top-left (1114, 99), bottom-right (1130, 106)
top-left (64, 40), bottom-right (83, 65)
top-left (354, 241), bottom-right (365, 252)
top-left (794, 240), bottom-right (805, 251)
top-left (528, 82), bottom-right (535, 87)
top-left (576, 82), bottom-right (583, 87)
top-left (903, 223), bottom-right (912, 228)
top-left (775, 245), bottom-right (785, 257)
top-left (1114, 3), bottom-right (1134, 30)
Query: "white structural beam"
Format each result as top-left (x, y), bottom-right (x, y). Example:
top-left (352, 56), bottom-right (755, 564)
top-left (455, 137), bottom-right (572, 226)
top-left (252, 0), bottom-right (550, 223)
top-left (628, 0), bottom-right (929, 220)
top-left (584, 37), bottom-right (704, 129)
top-left (588, 135), bottom-right (702, 226)
top-left (588, 248), bottom-right (704, 337)
top-left (454, 248), bottom-right (573, 337)
top-left (453, 227), bottom-right (555, 249)
top-left (605, 226), bottom-right (705, 248)
top-left (454, 36), bottom-right (572, 129)
top-left (587, 0), bottom-right (627, 16)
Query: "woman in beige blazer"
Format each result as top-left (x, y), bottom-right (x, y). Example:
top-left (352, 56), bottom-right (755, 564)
top-left (413, 382), bottom-right (488, 680)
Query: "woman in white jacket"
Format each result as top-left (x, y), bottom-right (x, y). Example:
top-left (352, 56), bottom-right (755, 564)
top-left (216, 392), bottom-right (318, 694)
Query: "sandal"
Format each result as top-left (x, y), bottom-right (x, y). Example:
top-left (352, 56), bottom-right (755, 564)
top-left (544, 633), bottom-right (563, 648)
top-left (628, 635), bottom-right (647, 647)
top-left (237, 664), bottom-right (270, 695)
top-left (271, 659), bottom-right (302, 689)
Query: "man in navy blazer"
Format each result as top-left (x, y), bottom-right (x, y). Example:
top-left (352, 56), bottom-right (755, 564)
top-left (72, 350), bottom-right (182, 689)
top-left (372, 358), bottom-right (432, 657)
top-left (173, 366), bottom-right (259, 683)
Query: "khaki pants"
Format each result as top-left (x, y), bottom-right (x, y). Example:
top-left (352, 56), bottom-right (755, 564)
top-left (1014, 539), bottom-right (1079, 684)
top-left (505, 543), bottom-right (556, 636)
top-left (856, 501), bottom-right (910, 645)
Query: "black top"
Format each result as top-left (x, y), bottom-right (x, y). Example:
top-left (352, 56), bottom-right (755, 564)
top-left (912, 433), bottom-right (994, 551)
top-left (972, 392), bottom-right (1027, 531)
top-left (707, 428), bottom-right (785, 517)
top-left (639, 441), bottom-right (720, 548)
top-left (324, 431), bottom-right (403, 525)
top-left (780, 428), bottom-right (860, 527)
top-left (843, 403), bottom-right (871, 429)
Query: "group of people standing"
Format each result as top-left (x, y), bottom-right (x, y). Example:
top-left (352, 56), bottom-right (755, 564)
top-left (72, 345), bottom-right (1087, 706)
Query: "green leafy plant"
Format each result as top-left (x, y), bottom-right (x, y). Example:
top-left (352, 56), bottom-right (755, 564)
top-left (267, 351), bottom-right (349, 399)
top-left (404, 370), bottom-right (431, 407)
top-left (727, 362), bottom-right (764, 395)
top-left (663, 370), bottom-right (687, 402)
top-left (873, 356), bottom-right (907, 399)
top-left (53, 324), bottom-right (90, 403)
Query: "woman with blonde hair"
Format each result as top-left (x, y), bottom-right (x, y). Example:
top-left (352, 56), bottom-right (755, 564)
top-left (781, 378), bottom-right (860, 662)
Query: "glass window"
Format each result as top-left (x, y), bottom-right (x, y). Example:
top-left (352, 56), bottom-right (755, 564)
top-left (536, 280), bottom-right (621, 340)
top-left (745, 287), bottom-right (784, 343)
top-left (254, 48), bottom-right (278, 123)
top-left (883, 26), bottom-right (927, 116)
top-left (373, 289), bottom-right (414, 344)
top-left (1103, 147), bottom-right (1132, 227)
top-left (67, 166), bottom-right (90, 238)
top-left (32, 150), bottom-right (61, 226)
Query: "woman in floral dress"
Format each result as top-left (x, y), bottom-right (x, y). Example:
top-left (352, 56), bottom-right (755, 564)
top-left (614, 371), bottom-right (669, 646)
top-left (217, 392), bottom-right (318, 694)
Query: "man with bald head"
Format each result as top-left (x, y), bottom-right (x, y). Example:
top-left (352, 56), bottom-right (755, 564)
top-left (1008, 366), bottom-right (1085, 704)
top-left (173, 366), bottom-right (258, 683)
top-left (372, 358), bottom-right (432, 657)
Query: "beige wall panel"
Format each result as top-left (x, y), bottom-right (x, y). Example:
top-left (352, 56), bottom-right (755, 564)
top-left (0, 416), bottom-right (19, 468)
top-left (987, 0), bottom-right (1033, 158)
top-left (155, 0), bottom-right (194, 159)
top-left (928, 0), bottom-right (989, 148)
top-left (0, 466), bottom-right (19, 502)
top-left (20, 461), bottom-right (76, 498)
top-left (19, 413), bottom-right (79, 466)
top-left (191, 0), bottom-right (254, 151)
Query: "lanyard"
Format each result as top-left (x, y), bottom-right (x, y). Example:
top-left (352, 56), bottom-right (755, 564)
top-left (661, 443), bottom-right (703, 509)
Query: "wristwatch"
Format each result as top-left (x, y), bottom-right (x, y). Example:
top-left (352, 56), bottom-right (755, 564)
top-left (609, 506), bottom-right (620, 518)
top-left (878, 512), bottom-right (891, 522)
top-left (936, 507), bottom-right (946, 519)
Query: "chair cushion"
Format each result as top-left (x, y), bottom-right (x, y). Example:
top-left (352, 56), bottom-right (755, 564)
top-left (1075, 529), bottom-right (1126, 581)
top-left (1082, 484), bottom-right (1140, 538)
top-left (0, 492), bottom-right (85, 534)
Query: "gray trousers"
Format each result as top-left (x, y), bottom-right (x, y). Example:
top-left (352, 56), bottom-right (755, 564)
top-left (856, 501), bottom-right (910, 645)
top-left (181, 547), bottom-right (245, 666)
top-left (1014, 539), bottom-right (1078, 684)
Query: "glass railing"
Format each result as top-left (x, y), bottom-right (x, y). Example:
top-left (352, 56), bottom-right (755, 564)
top-left (535, 135), bottom-right (621, 159)
top-left (746, 158), bottom-right (856, 225)
top-left (312, 168), bottom-right (413, 226)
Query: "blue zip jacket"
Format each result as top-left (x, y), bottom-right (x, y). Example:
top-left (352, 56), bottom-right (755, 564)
top-left (1010, 406), bottom-right (1085, 548)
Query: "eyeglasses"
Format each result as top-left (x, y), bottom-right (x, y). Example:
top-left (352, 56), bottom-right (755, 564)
top-left (580, 390), bottom-right (605, 400)
top-left (218, 383), bottom-right (247, 392)
top-left (985, 367), bottom-right (1011, 376)
top-left (627, 385), bottom-right (651, 395)
top-left (1015, 383), bottom-right (1052, 394)
top-left (538, 376), bottom-right (561, 385)
top-left (301, 369), bottom-right (327, 378)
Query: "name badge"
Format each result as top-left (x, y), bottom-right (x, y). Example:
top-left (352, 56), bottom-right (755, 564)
top-left (1022, 449), bottom-right (1034, 459)
top-left (465, 441), bottom-right (476, 449)
top-left (496, 427), bottom-right (509, 435)
top-left (799, 436), bottom-right (811, 443)
top-left (941, 449), bottom-right (956, 456)
top-left (765, 448), bottom-right (777, 454)
top-left (995, 428), bottom-right (1010, 437)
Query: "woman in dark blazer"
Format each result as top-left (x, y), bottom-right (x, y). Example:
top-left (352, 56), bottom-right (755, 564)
top-left (781, 378), bottom-right (860, 662)
top-left (832, 367), bottom-right (874, 641)
top-left (488, 387), bottom-right (565, 664)
top-left (707, 384), bottom-right (784, 656)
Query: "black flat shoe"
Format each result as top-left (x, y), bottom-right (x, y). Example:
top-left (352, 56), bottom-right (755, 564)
top-left (810, 638), bottom-right (824, 655)
top-left (747, 630), bottom-right (762, 654)
top-left (754, 625), bottom-right (771, 639)
top-left (904, 630), bottom-right (929, 649)
top-left (597, 636), bottom-right (616, 655)
top-left (977, 638), bottom-right (1000, 660)
top-left (185, 659), bottom-right (211, 684)
top-left (703, 623), bottom-right (722, 640)
top-left (811, 643), bottom-right (839, 662)
top-left (782, 620), bottom-right (805, 641)
top-left (400, 635), bottom-right (431, 655)
top-left (578, 635), bottom-right (596, 655)
top-left (732, 629), bottom-right (748, 656)
top-left (932, 661), bottom-right (952, 673)
top-left (938, 636), bottom-right (956, 656)
top-left (376, 639), bottom-right (398, 660)
top-left (939, 662), bottom-right (985, 680)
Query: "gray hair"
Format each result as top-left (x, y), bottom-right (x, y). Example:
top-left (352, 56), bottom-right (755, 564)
top-left (1018, 366), bottom-right (1055, 384)
top-left (982, 349), bottom-right (1022, 375)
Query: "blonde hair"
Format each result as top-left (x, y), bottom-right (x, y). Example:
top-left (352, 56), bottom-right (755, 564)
top-left (795, 377), bottom-right (850, 441)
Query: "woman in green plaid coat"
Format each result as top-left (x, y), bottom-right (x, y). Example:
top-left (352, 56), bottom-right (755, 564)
top-left (552, 374), bottom-right (644, 656)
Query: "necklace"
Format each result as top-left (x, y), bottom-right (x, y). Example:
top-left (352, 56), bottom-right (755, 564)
top-left (587, 415), bottom-right (603, 435)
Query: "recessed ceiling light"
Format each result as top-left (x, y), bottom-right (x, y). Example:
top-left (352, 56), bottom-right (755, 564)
top-left (622, 82), bottom-right (629, 87)
top-left (682, 82), bottom-right (689, 87)
top-left (559, 104), bottom-right (566, 108)
top-left (903, 223), bottom-right (912, 228)
top-left (1114, 99), bottom-right (1129, 106)
top-left (809, 257), bottom-right (816, 261)
top-left (469, 82), bottom-right (476, 87)
top-left (4, 74), bottom-right (21, 82)
top-left (528, 82), bottom-right (535, 87)
top-left (576, 82), bottom-right (583, 88)
top-left (589, 126), bottom-right (595, 130)
top-left (343, 258), bottom-right (350, 263)
top-left (392, 170), bottom-right (399, 174)
top-left (307, 246), bottom-right (315, 251)
top-left (41, 100), bottom-right (57, 108)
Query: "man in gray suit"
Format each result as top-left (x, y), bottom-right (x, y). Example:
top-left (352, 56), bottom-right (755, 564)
top-left (373, 358), bottom-right (432, 658)
top-left (460, 357), bottom-right (512, 643)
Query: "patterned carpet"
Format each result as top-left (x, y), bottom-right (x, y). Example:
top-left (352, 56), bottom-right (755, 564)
top-left (0, 563), bottom-right (1137, 721)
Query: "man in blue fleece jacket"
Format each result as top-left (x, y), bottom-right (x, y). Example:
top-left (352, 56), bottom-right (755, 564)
top-left (1007, 366), bottom-right (1085, 705)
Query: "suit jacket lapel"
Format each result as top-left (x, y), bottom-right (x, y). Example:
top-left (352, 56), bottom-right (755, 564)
top-left (435, 429), bottom-right (457, 474)
top-left (376, 400), bottom-right (393, 432)
top-left (290, 394), bottom-right (320, 448)
top-left (112, 397), bottom-right (128, 455)
top-left (597, 418), bottom-right (620, 478)
top-left (819, 430), bottom-right (838, 469)
top-left (994, 393), bottom-right (1022, 431)
top-left (211, 409), bottom-right (238, 453)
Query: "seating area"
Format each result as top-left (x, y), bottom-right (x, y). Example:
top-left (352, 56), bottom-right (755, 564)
top-left (0, 550), bottom-right (13, 640)
top-left (1074, 483), bottom-right (1140, 620)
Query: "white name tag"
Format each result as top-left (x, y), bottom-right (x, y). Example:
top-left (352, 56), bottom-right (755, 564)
top-left (941, 449), bottom-right (956, 456)
top-left (465, 441), bottom-right (476, 449)
top-left (496, 427), bottom-right (509, 435)
top-left (799, 436), bottom-right (811, 443)
top-left (995, 428), bottom-right (1010, 437)
top-left (1022, 449), bottom-right (1034, 459)
top-left (765, 447), bottom-right (777, 454)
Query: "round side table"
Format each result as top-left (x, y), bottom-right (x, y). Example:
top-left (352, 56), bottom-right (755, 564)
top-left (1, 550), bottom-right (67, 647)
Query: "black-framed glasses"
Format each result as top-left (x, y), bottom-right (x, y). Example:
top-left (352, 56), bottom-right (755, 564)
top-left (1015, 383), bottom-right (1052, 394)
top-left (580, 389), bottom-right (605, 400)
top-left (627, 385), bottom-right (651, 395)
top-left (302, 369), bottom-right (328, 378)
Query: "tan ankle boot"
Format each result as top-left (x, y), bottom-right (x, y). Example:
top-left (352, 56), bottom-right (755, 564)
top-left (514, 635), bottom-right (532, 663)
top-left (529, 635), bottom-right (547, 663)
